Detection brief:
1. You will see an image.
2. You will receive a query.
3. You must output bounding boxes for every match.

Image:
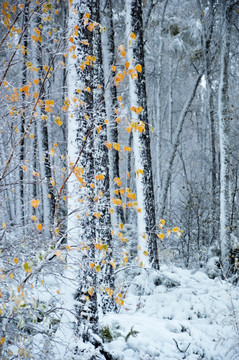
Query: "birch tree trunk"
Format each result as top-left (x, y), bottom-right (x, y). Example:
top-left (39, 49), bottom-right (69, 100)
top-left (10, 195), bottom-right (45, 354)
top-left (55, 2), bottom-right (98, 356)
top-left (155, 0), bottom-right (168, 206)
top-left (92, 0), bottom-right (117, 313)
top-left (58, 2), bottom-right (115, 357)
top-left (18, 1), bottom-right (29, 228)
top-left (126, 0), bottom-right (159, 269)
top-left (218, 2), bottom-right (233, 273)
top-left (71, 1), bottom-right (99, 341)
top-left (101, 0), bottom-right (125, 225)
top-left (198, 0), bottom-right (218, 246)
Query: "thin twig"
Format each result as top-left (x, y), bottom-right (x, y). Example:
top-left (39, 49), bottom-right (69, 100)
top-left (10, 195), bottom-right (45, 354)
top-left (173, 338), bottom-right (191, 353)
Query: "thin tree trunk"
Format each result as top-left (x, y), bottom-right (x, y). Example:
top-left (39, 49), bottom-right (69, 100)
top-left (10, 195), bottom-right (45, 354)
top-left (101, 0), bottom-right (125, 225)
top-left (198, 0), bottom-right (218, 246)
top-left (18, 1), bottom-right (29, 228)
top-left (35, 15), bottom-right (55, 229)
top-left (218, 2), bottom-right (232, 273)
top-left (92, 0), bottom-right (116, 313)
top-left (160, 74), bottom-right (202, 217)
top-left (126, 0), bottom-right (159, 269)
top-left (155, 0), bottom-right (169, 206)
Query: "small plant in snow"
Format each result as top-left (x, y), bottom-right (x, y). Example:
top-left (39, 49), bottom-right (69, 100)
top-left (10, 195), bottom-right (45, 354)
top-left (100, 326), bottom-right (113, 342)
top-left (125, 326), bottom-right (139, 342)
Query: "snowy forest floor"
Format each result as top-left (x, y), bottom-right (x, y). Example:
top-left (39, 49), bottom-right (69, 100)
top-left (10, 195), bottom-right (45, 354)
top-left (99, 265), bottom-right (239, 360)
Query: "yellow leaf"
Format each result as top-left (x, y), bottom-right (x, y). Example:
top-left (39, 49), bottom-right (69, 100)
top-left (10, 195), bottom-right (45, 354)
top-left (130, 32), bottom-right (136, 40)
top-left (160, 219), bottom-right (166, 226)
top-left (55, 250), bottom-right (61, 258)
top-left (114, 177), bottom-right (120, 183)
top-left (105, 287), bottom-right (113, 297)
top-left (88, 286), bottom-right (93, 296)
top-left (34, 78), bottom-right (39, 85)
top-left (157, 233), bottom-right (165, 240)
top-left (124, 146), bottom-right (131, 152)
top-left (31, 215), bottom-right (37, 222)
top-left (89, 262), bottom-right (95, 268)
top-left (136, 106), bottom-right (143, 114)
top-left (2, 222), bottom-right (6, 229)
top-left (13, 258), bottom-right (18, 264)
top-left (95, 264), bottom-right (101, 272)
top-left (34, 27), bottom-right (41, 36)
top-left (109, 208), bottom-right (114, 214)
top-left (44, 98), bottom-right (53, 105)
top-left (31, 199), bottom-right (40, 208)
top-left (87, 22), bottom-right (95, 31)
top-left (9, 273), bottom-right (14, 280)
top-left (95, 174), bottom-right (104, 180)
top-left (37, 223), bottom-right (42, 231)
top-left (21, 85), bottom-right (30, 94)
top-left (50, 148), bottom-right (55, 157)
top-left (81, 40), bottom-right (89, 46)
top-left (111, 65), bottom-right (116, 72)
top-left (113, 143), bottom-right (120, 151)
top-left (143, 250), bottom-right (148, 256)
top-left (131, 72), bottom-right (138, 80)
top-left (136, 169), bottom-right (143, 178)
top-left (105, 141), bottom-right (112, 150)
top-left (54, 117), bottom-right (62, 126)
top-left (110, 259), bottom-right (116, 269)
top-left (93, 212), bottom-right (101, 219)
top-left (56, 289), bottom-right (60, 294)
top-left (172, 227), bottom-right (179, 232)
top-left (135, 64), bottom-right (142, 73)
top-left (119, 223), bottom-right (124, 230)
top-left (115, 297), bottom-right (124, 306)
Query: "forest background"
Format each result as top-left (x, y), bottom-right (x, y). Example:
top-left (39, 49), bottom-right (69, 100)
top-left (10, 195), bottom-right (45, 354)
top-left (0, 0), bottom-right (239, 359)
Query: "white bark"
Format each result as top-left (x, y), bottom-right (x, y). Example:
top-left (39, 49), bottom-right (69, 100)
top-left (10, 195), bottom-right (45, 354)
top-left (54, 3), bottom-right (80, 356)
top-left (218, 3), bottom-right (232, 272)
top-left (126, 0), bottom-right (159, 269)
top-left (101, 0), bottom-right (124, 225)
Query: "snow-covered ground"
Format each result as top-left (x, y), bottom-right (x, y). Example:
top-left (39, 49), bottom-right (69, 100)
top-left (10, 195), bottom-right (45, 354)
top-left (101, 265), bottom-right (239, 360)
